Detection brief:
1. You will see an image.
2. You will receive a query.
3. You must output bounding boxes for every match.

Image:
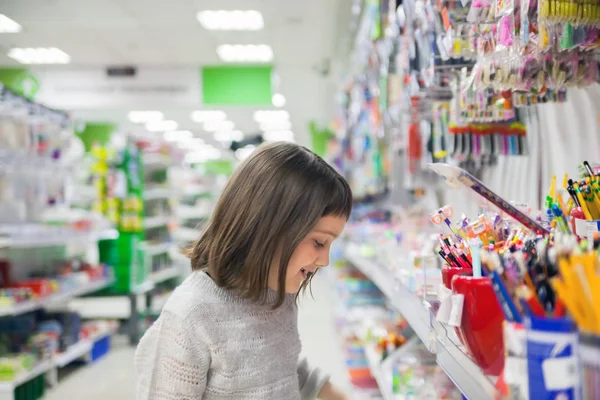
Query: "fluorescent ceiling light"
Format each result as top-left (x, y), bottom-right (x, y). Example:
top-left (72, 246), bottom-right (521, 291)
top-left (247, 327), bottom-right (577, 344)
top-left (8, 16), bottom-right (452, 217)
top-left (203, 120), bottom-right (235, 132)
top-left (164, 130), bottom-right (193, 142)
top-left (191, 110), bottom-right (226, 123)
top-left (264, 130), bottom-right (295, 142)
top-left (260, 120), bottom-right (292, 131)
top-left (8, 47), bottom-right (70, 64)
top-left (128, 111), bottom-right (164, 124)
top-left (197, 10), bottom-right (264, 31)
top-left (271, 93), bottom-right (286, 108)
top-left (217, 44), bottom-right (273, 63)
top-left (235, 145), bottom-right (256, 161)
top-left (146, 120), bottom-right (178, 132)
top-left (0, 15), bottom-right (22, 33)
top-left (214, 130), bottom-right (244, 142)
top-left (253, 110), bottom-right (290, 122)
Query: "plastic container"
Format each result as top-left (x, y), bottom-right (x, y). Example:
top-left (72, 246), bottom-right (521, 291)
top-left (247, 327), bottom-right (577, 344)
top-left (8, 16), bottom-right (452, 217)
top-left (525, 316), bottom-right (581, 400)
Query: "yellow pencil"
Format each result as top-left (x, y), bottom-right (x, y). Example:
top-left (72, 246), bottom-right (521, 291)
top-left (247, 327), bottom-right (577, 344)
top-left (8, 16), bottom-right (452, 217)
top-left (550, 175), bottom-right (557, 200)
top-left (573, 182), bottom-right (593, 219)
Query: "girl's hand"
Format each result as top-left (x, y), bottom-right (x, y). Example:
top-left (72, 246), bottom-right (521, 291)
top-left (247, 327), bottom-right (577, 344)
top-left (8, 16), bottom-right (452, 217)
top-left (318, 380), bottom-right (352, 400)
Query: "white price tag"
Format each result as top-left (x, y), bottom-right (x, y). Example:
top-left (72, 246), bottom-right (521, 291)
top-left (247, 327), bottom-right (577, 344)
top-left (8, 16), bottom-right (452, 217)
top-left (541, 356), bottom-right (579, 390)
top-left (575, 219), bottom-right (600, 238)
top-left (436, 284), bottom-right (453, 324)
top-left (504, 357), bottom-right (527, 385)
top-left (448, 294), bottom-right (464, 327)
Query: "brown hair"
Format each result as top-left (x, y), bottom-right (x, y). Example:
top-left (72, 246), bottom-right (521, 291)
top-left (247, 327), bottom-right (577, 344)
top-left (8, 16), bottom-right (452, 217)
top-left (188, 142), bottom-right (352, 308)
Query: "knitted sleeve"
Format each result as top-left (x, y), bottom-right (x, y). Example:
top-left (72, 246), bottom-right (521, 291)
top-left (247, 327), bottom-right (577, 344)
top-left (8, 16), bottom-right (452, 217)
top-left (297, 356), bottom-right (330, 400)
top-left (134, 310), bottom-right (209, 400)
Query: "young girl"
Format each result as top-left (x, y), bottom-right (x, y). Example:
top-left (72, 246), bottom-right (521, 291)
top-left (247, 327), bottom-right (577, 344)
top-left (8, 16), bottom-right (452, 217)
top-left (135, 142), bottom-right (353, 400)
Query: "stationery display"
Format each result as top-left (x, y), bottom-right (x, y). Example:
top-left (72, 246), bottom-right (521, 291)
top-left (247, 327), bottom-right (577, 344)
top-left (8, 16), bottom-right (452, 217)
top-left (328, 247), bottom-right (461, 399)
top-left (427, 161), bottom-right (600, 399)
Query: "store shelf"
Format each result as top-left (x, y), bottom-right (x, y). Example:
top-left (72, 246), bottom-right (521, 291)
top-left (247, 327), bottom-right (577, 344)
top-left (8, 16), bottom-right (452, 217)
top-left (344, 247), bottom-right (433, 347)
top-left (173, 227), bottom-right (199, 243)
top-left (149, 266), bottom-right (182, 284)
top-left (143, 187), bottom-right (172, 201)
top-left (0, 360), bottom-right (53, 392)
top-left (144, 216), bottom-right (171, 230)
top-left (142, 154), bottom-right (171, 169)
top-left (363, 344), bottom-right (392, 399)
top-left (130, 266), bottom-right (182, 295)
top-left (0, 277), bottom-right (115, 317)
top-left (344, 245), bottom-right (498, 400)
top-left (0, 228), bottom-right (118, 249)
top-left (143, 242), bottom-right (172, 257)
top-left (54, 325), bottom-right (118, 368)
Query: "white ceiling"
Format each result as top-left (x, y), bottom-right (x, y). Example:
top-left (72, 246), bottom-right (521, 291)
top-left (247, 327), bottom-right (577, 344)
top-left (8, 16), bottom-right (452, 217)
top-left (0, 0), bottom-right (353, 144)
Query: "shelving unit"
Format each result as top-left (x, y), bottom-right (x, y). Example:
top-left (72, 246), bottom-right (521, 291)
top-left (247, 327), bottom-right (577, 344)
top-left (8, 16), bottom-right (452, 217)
top-left (0, 361), bottom-right (53, 395)
top-left (0, 276), bottom-right (115, 317)
top-left (53, 324), bottom-right (118, 369)
top-left (344, 244), bottom-right (499, 400)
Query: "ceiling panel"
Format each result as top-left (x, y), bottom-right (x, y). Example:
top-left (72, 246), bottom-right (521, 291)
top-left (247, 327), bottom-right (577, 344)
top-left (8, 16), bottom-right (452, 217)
top-left (0, 0), bottom-right (352, 146)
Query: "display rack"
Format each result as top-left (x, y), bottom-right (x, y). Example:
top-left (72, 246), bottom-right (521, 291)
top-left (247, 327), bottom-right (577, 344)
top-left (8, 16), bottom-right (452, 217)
top-left (0, 361), bottom-right (53, 395)
top-left (0, 323), bottom-right (119, 400)
top-left (344, 244), bottom-right (498, 400)
top-left (0, 276), bottom-right (115, 317)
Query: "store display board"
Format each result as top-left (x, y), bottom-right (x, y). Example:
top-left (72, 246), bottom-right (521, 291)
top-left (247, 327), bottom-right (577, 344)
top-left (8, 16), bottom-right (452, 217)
top-left (201, 66), bottom-right (272, 106)
top-left (0, 68), bottom-right (40, 100)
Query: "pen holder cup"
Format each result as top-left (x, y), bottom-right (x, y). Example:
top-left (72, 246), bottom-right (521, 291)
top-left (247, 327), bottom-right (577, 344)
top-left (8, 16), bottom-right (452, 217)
top-left (525, 316), bottom-right (581, 400)
top-left (580, 332), bottom-right (600, 400)
top-left (451, 275), bottom-right (505, 376)
top-left (442, 265), bottom-right (472, 347)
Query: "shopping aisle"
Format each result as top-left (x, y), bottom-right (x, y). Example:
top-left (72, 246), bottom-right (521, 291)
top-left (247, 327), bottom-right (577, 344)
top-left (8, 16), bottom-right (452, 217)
top-left (43, 273), bottom-right (347, 399)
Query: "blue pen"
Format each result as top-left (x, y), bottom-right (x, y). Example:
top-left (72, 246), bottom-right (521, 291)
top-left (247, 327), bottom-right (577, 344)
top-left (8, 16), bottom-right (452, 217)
top-left (489, 269), bottom-right (523, 323)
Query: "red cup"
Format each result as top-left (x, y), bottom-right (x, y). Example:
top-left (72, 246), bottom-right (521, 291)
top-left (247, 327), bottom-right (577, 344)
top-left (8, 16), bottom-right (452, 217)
top-left (451, 275), bottom-right (505, 376)
top-left (442, 265), bottom-right (472, 346)
top-left (442, 265), bottom-right (472, 289)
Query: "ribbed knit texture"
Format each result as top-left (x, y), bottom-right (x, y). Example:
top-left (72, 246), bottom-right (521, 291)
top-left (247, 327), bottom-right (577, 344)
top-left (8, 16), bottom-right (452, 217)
top-left (134, 271), bottom-right (329, 400)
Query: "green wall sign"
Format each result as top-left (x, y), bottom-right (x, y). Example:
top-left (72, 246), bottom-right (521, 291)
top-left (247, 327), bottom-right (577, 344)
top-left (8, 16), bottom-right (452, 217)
top-left (309, 121), bottom-right (334, 158)
top-left (202, 66), bottom-right (273, 106)
top-left (0, 68), bottom-right (40, 100)
top-left (76, 122), bottom-right (116, 152)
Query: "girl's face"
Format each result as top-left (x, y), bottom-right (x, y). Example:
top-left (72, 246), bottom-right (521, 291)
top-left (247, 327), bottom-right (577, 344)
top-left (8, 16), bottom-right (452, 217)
top-left (269, 215), bottom-right (347, 294)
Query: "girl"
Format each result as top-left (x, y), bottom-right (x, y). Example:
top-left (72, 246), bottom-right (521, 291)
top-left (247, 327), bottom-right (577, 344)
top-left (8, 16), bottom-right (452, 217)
top-left (135, 142), bottom-right (353, 400)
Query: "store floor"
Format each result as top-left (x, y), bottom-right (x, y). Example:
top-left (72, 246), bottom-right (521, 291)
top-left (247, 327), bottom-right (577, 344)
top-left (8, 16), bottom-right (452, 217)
top-left (45, 273), bottom-right (348, 399)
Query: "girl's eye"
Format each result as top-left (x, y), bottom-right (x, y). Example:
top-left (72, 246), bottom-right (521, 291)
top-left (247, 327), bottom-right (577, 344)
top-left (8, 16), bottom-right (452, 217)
top-left (314, 240), bottom-right (325, 249)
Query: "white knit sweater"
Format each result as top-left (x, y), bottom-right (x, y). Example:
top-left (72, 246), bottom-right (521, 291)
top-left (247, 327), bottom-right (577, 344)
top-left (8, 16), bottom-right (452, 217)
top-left (134, 271), bottom-right (330, 399)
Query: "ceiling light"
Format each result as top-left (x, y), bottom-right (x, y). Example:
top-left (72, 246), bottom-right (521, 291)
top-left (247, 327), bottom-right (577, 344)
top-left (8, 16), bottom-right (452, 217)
top-left (214, 130), bottom-right (244, 142)
top-left (191, 110), bottom-right (227, 123)
top-left (253, 110), bottom-right (290, 122)
top-left (260, 120), bottom-right (292, 131)
top-left (263, 130), bottom-right (295, 142)
top-left (272, 93), bottom-right (286, 108)
top-left (217, 44), bottom-right (273, 63)
top-left (0, 15), bottom-right (22, 33)
top-left (8, 47), bottom-right (70, 64)
top-left (235, 145), bottom-right (256, 161)
top-left (203, 120), bottom-right (235, 132)
top-left (164, 130), bottom-right (193, 142)
top-left (145, 120), bottom-right (178, 132)
top-left (128, 111), bottom-right (164, 124)
top-left (197, 10), bottom-right (264, 31)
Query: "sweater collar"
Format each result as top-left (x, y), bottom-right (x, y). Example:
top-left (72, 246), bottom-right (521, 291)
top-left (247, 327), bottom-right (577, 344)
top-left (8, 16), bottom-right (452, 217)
top-left (191, 270), bottom-right (288, 306)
